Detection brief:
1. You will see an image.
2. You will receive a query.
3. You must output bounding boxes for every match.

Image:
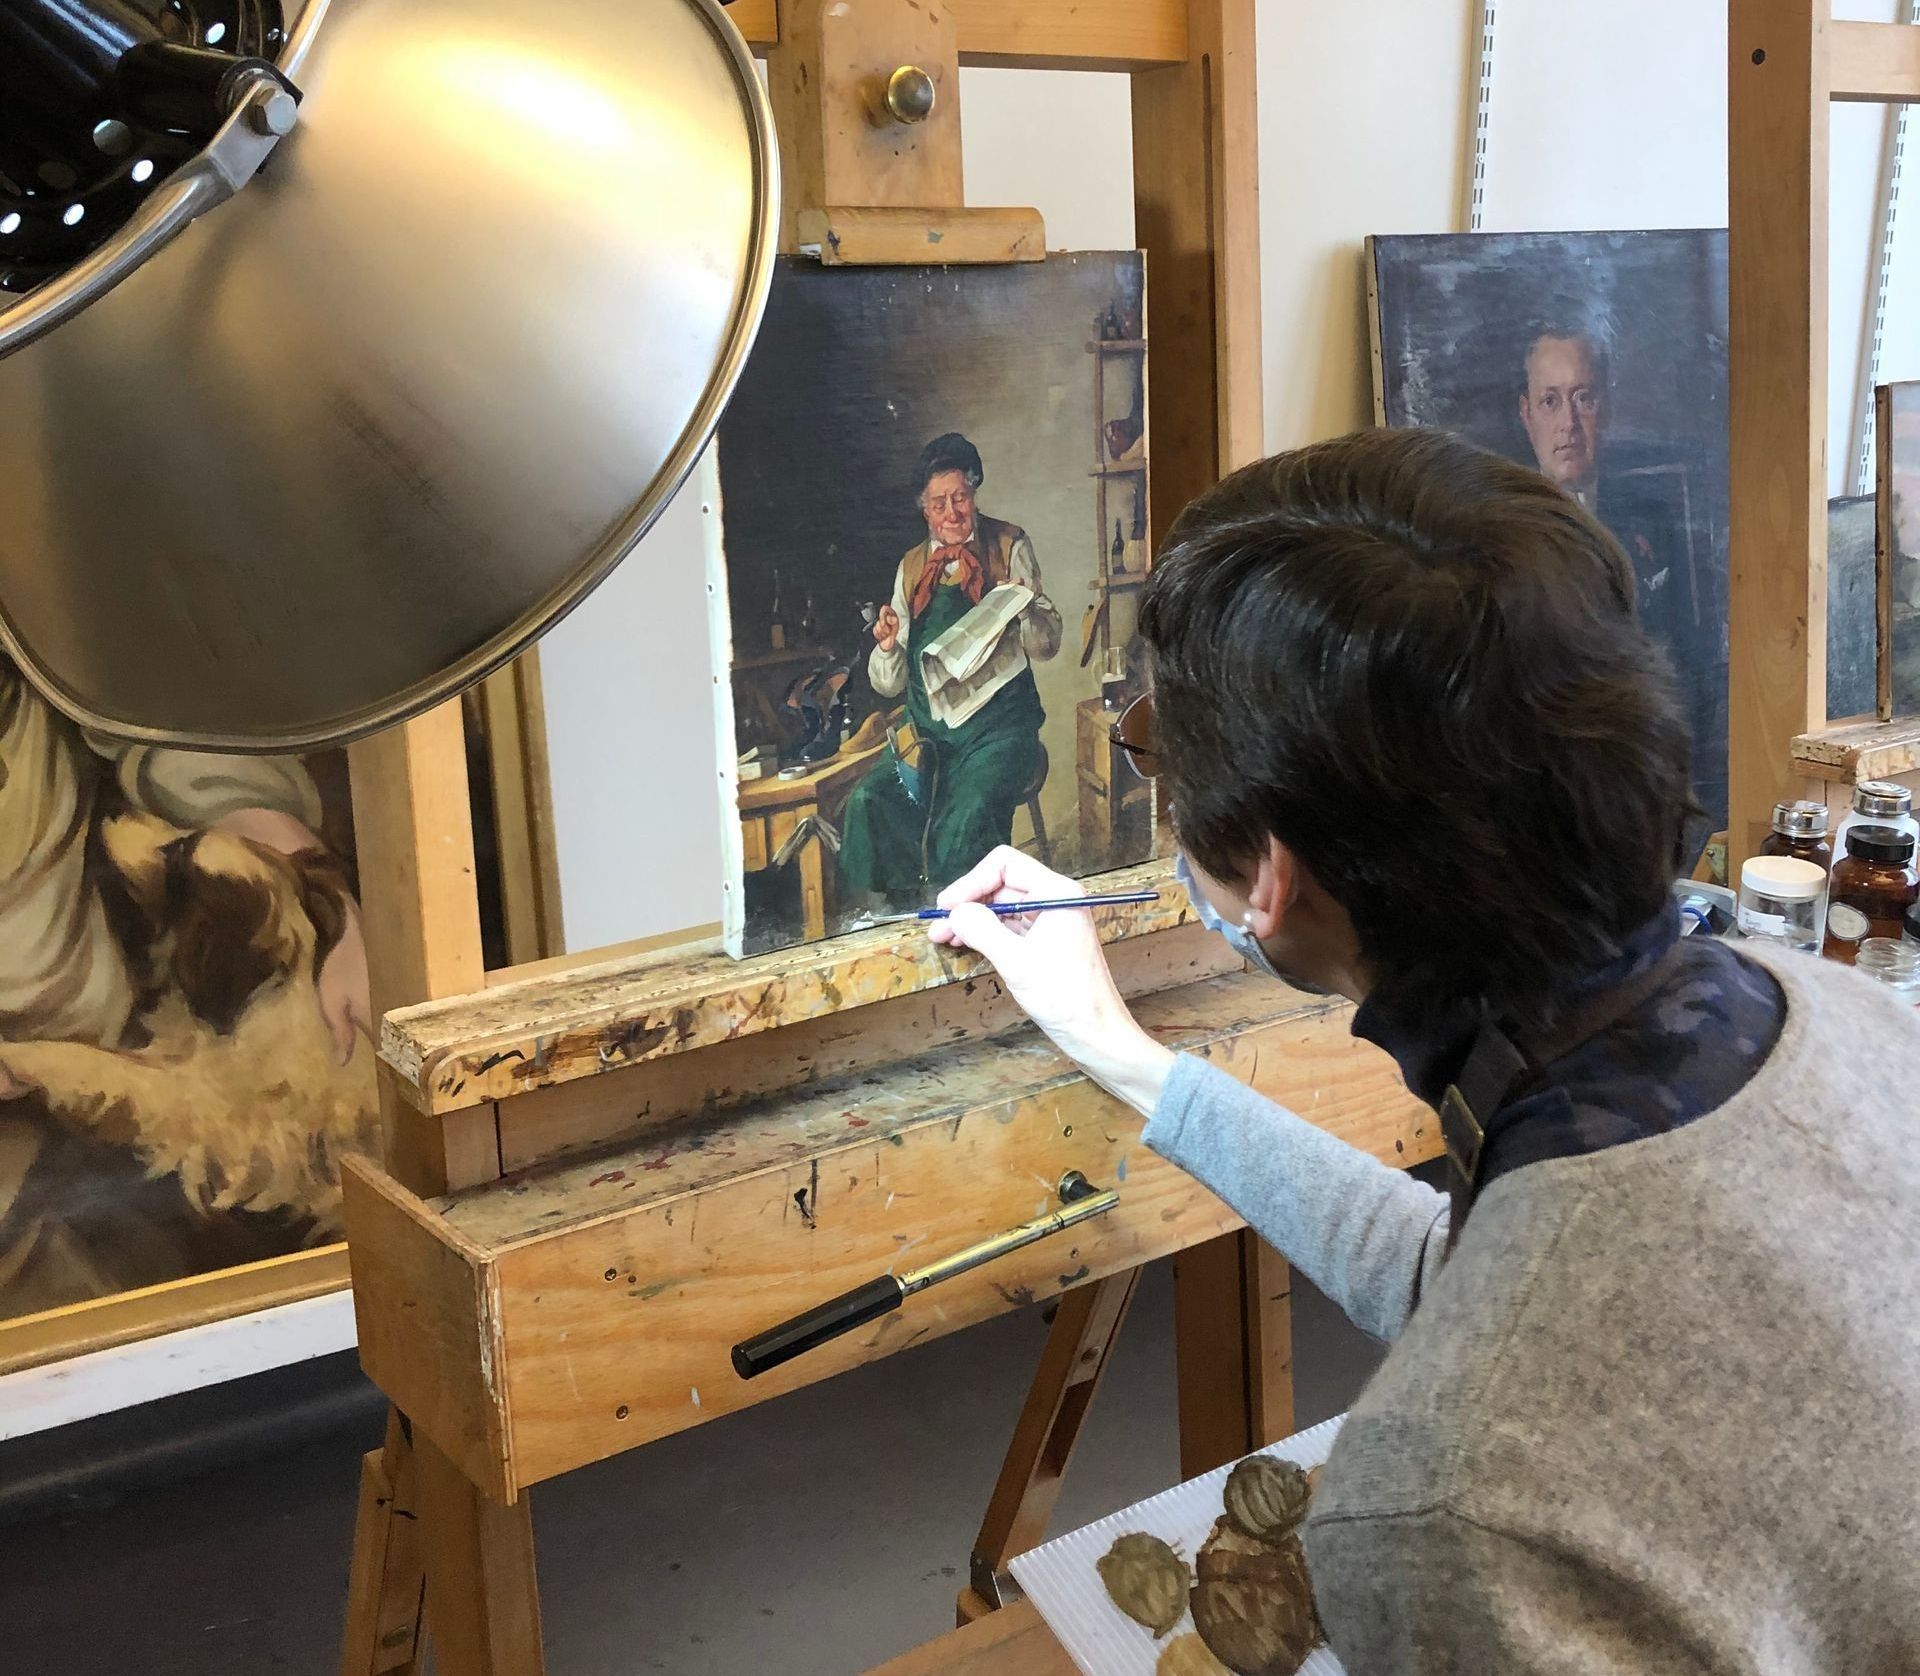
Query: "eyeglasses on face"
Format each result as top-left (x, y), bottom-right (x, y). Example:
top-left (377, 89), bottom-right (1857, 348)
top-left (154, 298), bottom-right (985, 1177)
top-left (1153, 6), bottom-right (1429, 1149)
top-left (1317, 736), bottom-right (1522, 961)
top-left (1108, 692), bottom-right (1160, 781)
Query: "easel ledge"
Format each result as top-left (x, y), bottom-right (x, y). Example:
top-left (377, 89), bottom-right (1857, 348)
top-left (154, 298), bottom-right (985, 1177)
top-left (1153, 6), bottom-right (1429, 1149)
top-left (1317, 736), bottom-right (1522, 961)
top-left (383, 857), bottom-right (1186, 1114)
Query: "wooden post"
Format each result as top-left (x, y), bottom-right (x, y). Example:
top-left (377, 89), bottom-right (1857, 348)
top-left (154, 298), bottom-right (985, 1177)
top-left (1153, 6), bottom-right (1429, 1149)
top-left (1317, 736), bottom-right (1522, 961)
top-left (1171, 1232), bottom-right (1293, 1477)
top-left (340, 703), bottom-right (542, 1676)
top-left (1132, 0), bottom-right (1288, 1472)
top-left (768, 0), bottom-right (1043, 263)
top-left (959, 1269), bottom-right (1142, 1621)
top-left (1727, 0), bottom-right (1832, 861)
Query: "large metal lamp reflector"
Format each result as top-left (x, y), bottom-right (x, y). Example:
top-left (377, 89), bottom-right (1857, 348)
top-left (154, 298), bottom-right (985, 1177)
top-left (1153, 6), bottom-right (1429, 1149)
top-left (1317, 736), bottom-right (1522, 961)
top-left (0, 0), bottom-right (777, 749)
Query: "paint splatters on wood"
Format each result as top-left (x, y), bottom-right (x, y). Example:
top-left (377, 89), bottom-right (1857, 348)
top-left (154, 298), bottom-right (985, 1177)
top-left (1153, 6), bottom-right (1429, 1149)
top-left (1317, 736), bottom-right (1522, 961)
top-left (1058, 1263), bottom-right (1090, 1287)
top-left (587, 1169), bottom-right (628, 1188)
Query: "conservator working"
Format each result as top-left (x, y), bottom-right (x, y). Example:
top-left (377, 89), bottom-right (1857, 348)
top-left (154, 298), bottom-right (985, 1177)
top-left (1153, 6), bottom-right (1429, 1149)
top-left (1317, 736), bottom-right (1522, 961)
top-left (935, 428), bottom-right (1920, 1674)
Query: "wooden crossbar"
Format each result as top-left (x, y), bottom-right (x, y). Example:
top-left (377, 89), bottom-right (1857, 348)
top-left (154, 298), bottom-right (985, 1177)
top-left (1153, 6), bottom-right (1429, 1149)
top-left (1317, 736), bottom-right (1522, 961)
top-left (726, 0), bottom-right (1190, 68)
top-left (1829, 19), bottom-right (1920, 103)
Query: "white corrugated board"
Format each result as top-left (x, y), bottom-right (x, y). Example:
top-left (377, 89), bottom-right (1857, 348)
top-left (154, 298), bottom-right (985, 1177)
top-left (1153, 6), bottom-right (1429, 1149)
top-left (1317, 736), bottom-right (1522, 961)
top-left (1009, 1415), bottom-right (1349, 1676)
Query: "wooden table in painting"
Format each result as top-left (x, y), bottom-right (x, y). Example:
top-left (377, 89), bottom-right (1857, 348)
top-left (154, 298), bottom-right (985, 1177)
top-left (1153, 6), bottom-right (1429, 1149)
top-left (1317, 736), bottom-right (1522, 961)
top-left (737, 727), bottom-right (891, 942)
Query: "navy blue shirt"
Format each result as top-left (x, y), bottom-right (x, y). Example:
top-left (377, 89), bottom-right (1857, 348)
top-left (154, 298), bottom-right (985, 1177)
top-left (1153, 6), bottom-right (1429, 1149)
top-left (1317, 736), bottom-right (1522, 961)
top-left (1353, 909), bottom-right (1788, 1191)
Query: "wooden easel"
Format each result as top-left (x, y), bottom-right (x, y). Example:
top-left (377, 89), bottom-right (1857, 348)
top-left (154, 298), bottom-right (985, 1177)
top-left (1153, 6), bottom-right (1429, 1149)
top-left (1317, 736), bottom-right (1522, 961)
top-left (334, 5), bottom-right (1434, 1672)
top-left (1728, 0), bottom-right (1920, 854)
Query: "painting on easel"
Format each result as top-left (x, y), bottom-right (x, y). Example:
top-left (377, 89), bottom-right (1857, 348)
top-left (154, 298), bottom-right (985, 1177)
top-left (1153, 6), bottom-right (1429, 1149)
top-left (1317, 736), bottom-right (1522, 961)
top-left (708, 254), bottom-right (1153, 958)
top-left (1876, 380), bottom-right (1920, 719)
top-left (0, 682), bottom-right (376, 1325)
top-left (1367, 230), bottom-right (1731, 834)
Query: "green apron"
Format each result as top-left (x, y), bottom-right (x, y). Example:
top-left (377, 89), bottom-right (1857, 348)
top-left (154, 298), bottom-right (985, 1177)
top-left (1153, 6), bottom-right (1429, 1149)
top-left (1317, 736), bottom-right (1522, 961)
top-left (839, 578), bottom-right (1044, 900)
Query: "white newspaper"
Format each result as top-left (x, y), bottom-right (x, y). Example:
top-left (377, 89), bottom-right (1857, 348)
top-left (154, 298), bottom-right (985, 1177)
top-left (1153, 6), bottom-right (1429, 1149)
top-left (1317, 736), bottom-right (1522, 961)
top-left (915, 583), bottom-right (1034, 728)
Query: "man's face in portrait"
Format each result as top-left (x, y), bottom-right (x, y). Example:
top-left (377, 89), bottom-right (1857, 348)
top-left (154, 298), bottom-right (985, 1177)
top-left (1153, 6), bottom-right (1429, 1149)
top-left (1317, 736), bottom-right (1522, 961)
top-left (921, 469), bottom-right (978, 548)
top-left (1519, 333), bottom-right (1606, 496)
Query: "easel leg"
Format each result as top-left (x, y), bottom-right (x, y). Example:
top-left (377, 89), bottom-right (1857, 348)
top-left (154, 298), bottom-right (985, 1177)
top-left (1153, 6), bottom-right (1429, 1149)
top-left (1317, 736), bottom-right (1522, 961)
top-left (1173, 1231), bottom-right (1293, 1478)
top-left (957, 1267), bottom-right (1142, 1624)
top-left (340, 1414), bottom-right (426, 1676)
top-left (416, 1432), bottom-right (546, 1676)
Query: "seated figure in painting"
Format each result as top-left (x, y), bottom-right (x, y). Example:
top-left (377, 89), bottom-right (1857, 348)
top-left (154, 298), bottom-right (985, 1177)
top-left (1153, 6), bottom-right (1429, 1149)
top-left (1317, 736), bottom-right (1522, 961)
top-left (0, 654), bottom-right (374, 1316)
top-left (839, 433), bottom-right (1062, 907)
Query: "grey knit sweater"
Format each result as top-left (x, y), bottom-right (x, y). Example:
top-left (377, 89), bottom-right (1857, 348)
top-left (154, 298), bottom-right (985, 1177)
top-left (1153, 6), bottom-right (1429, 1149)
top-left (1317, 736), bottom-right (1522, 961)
top-left (1142, 946), bottom-right (1920, 1674)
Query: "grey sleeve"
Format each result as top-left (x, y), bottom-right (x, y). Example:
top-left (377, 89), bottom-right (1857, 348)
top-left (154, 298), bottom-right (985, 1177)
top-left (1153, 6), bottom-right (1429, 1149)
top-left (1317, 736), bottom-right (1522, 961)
top-left (1142, 1054), bottom-right (1448, 1342)
top-left (1309, 1507), bottom-right (1680, 1676)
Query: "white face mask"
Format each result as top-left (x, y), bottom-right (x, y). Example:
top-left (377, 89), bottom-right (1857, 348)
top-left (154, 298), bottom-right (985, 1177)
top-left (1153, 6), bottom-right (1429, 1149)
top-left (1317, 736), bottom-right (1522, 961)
top-left (1175, 850), bottom-right (1289, 983)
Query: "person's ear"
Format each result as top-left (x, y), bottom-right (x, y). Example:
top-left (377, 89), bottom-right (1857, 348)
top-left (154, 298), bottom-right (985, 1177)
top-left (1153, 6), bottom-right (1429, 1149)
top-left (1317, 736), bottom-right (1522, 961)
top-left (1518, 391), bottom-right (1531, 427)
top-left (1243, 834), bottom-right (1299, 941)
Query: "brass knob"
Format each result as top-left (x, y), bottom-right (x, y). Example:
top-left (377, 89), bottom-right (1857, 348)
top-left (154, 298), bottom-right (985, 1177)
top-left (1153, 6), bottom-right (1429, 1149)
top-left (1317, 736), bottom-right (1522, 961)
top-left (885, 65), bottom-right (936, 124)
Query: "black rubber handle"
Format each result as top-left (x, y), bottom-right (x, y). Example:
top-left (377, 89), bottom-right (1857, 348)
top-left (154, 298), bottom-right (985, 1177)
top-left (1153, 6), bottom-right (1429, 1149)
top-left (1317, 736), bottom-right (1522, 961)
top-left (732, 1274), bottom-right (906, 1380)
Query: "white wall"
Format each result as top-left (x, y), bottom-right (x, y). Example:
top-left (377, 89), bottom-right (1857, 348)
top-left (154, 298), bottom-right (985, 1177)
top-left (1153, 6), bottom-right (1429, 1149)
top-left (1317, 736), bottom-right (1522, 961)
top-left (1256, 0), bottom-right (1476, 447)
top-left (542, 12), bottom-right (1918, 953)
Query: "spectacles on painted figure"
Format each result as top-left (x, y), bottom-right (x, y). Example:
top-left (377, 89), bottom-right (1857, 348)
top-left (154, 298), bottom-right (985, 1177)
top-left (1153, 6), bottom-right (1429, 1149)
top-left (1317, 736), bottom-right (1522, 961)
top-left (1109, 692), bottom-right (1160, 780)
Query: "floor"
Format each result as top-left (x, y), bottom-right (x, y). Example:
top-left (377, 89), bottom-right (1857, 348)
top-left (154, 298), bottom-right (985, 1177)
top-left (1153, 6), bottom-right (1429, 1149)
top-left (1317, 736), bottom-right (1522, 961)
top-left (3, 1259), bottom-right (1384, 1676)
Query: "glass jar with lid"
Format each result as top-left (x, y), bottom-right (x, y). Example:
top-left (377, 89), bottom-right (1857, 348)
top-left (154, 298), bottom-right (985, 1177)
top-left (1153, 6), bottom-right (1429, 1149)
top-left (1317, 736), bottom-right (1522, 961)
top-left (1736, 855), bottom-right (1826, 952)
top-left (1856, 938), bottom-right (1920, 1003)
top-left (1760, 799), bottom-right (1832, 874)
top-left (1833, 780), bottom-right (1918, 858)
top-left (1823, 824), bottom-right (1920, 964)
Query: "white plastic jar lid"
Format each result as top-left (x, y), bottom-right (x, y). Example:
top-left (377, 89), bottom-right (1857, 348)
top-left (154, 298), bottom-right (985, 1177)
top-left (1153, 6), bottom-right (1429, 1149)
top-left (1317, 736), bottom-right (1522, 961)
top-left (1740, 855), bottom-right (1827, 901)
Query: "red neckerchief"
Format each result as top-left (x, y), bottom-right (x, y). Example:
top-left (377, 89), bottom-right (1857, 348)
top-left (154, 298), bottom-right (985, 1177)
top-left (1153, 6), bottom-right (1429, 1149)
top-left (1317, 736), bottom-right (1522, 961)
top-left (909, 538), bottom-right (987, 620)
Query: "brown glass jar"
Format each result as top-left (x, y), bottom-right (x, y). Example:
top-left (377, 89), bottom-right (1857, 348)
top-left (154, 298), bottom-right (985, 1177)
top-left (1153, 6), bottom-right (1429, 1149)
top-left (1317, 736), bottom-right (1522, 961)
top-left (1823, 824), bottom-right (1919, 964)
top-left (1760, 799), bottom-right (1833, 874)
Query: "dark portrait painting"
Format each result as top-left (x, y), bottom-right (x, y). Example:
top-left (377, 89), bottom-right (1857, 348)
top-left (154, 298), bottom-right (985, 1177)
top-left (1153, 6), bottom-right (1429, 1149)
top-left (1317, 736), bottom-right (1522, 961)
top-left (0, 668), bottom-right (377, 1323)
top-left (1368, 230), bottom-right (1730, 831)
top-left (1880, 381), bottom-right (1920, 718)
top-left (1828, 496), bottom-right (1878, 722)
top-left (710, 254), bottom-right (1153, 957)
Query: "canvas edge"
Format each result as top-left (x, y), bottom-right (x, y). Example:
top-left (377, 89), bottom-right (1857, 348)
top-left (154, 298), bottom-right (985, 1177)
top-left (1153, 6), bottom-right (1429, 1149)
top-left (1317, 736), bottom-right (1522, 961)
top-left (1363, 234), bottom-right (1388, 429)
top-left (700, 449), bottom-right (749, 960)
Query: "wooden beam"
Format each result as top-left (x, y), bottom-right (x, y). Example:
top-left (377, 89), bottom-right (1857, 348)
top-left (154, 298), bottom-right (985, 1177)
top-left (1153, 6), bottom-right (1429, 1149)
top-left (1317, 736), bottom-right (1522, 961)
top-left (349, 704), bottom-right (487, 1032)
top-left (734, 0), bottom-right (1188, 70)
top-left (1791, 714), bottom-right (1920, 781)
top-left (416, 1435), bottom-right (545, 1676)
top-left (1830, 19), bottom-right (1920, 103)
top-left (343, 705), bottom-right (538, 1676)
top-left (382, 858), bottom-right (1190, 1115)
top-left (343, 973), bottom-right (1432, 1497)
top-left (1727, 0), bottom-right (1832, 861)
top-left (1131, 0), bottom-right (1264, 557)
top-left (965, 1269), bottom-right (1141, 1611)
top-left (1172, 1232), bottom-right (1292, 1477)
top-left (798, 205), bottom-right (1046, 265)
top-left (477, 653), bottom-right (566, 968)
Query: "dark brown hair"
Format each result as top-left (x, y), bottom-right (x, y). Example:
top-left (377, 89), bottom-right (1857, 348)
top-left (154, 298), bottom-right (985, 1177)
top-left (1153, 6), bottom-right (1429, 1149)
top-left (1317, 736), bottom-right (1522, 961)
top-left (1139, 427), bottom-right (1695, 1033)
